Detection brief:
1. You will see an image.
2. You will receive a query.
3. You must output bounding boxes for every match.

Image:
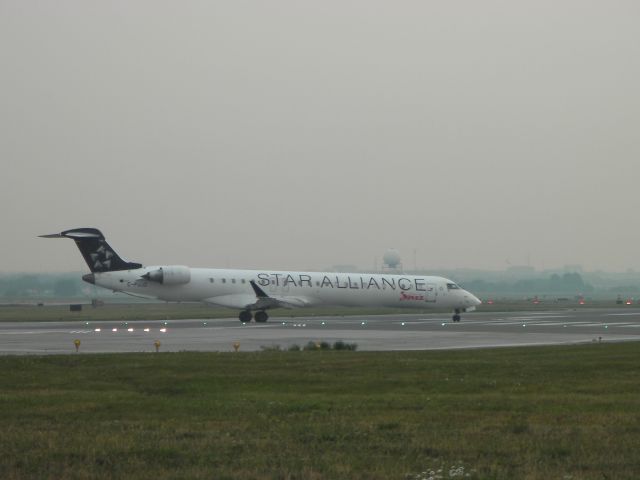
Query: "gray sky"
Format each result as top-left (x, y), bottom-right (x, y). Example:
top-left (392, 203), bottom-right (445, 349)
top-left (1, 1), bottom-right (639, 273)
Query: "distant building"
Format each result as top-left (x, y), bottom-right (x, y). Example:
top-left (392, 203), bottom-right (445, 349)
top-left (564, 265), bottom-right (583, 274)
top-left (382, 249), bottom-right (403, 272)
top-left (505, 266), bottom-right (536, 278)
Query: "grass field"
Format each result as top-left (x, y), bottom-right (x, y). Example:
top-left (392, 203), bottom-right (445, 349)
top-left (1, 343), bottom-right (639, 479)
top-left (0, 299), bottom-right (633, 323)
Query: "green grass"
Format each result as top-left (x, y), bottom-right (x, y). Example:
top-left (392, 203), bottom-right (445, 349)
top-left (0, 303), bottom-right (429, 323)
top-left (1, 343), bottom-right (639, 479)
top-left (0, 299), bottom-right (634, 323)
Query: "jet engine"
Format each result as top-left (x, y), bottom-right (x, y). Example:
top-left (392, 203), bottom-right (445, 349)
top-left (142, 266), bottom-right (191, 285)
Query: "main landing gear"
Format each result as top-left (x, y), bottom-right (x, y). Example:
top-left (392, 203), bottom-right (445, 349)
top-left (238, 310), bottom-right (269, 323)
top-left (452, 309), bottom-right (462, 323)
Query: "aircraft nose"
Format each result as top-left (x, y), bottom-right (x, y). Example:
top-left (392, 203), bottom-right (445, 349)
top-left (464, 291), bottom-right (481, 306)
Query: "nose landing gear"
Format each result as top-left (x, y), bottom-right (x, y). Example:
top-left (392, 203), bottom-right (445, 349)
top-left (452, 309), bottom-right (462, 322)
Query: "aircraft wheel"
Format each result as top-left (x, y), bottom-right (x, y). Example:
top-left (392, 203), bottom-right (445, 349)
top-left (452, 314), bottom-right (461, 322)
top-left (239, 310), bottom-right (252, 323)
top-left (255, 311), bottom-right (269, 323)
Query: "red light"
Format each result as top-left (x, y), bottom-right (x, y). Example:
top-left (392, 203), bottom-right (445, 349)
top-left (626, 299), bottom-right (633, 305)
top-left (487, 299), bottom-right (494, 305)
top-left (579, 300), bottom-right (585, 305)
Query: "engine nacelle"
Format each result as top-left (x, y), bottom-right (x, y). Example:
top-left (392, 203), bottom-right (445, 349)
top-left (142, 266), bottom-right (191, 285)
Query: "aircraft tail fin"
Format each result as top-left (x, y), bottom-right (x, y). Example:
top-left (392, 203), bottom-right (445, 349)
top-left (39, 228), bottom-right (143, 272)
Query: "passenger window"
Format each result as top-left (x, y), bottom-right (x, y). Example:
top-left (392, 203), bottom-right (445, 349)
top-left (241, 279), bottom-right (246, 284)
top-left (232, 279), bottom-right (236, 284)
top-left (209, 278), bottom-right (214, 283)
top-left (222, 278), bottom-right (226, 284)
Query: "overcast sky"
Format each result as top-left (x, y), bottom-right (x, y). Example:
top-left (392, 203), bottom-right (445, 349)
top-left (1, 1), bottom-right (639, 274)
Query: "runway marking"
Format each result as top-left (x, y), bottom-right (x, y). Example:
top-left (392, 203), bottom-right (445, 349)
top-left (606, 313), bottom-right (640, 316)
top-left (394, 320), bottom-right (449, 325)
top-left (465, 320), bottom-right (568, 326)
top-left (593, 322), bottom-right (638, 326)
top-left (455, 320), bottom-right (638, 328)
top-left (0, 330), bottom-right (72, 335)
top-left (198, 324), bottom-right (280, 331)
top-left (530, 322), bottom-right (573, 326)
top-left (544, 322), bottom-right (633, 328)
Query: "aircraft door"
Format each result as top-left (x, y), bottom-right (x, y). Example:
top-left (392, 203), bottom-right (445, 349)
top-left (424, 283), bottom-right (436, 303)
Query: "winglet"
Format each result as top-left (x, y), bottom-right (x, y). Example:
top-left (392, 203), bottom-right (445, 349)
top-left (250, 280), bottom-right (269, 298)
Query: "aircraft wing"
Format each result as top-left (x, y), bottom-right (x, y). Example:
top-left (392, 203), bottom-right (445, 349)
top-left (203, 281), bottom-right (313, 310)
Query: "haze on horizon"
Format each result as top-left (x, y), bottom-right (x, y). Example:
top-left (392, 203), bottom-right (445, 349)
top-left (1, 1), bottom-right (639, 274)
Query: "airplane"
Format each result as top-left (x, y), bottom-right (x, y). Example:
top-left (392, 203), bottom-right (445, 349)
top-left (40, 228), bottom-right (481, 323)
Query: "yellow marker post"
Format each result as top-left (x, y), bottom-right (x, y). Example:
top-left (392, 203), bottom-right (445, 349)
top-left (233, 342), bottom-right (240, 352)
top-left (74, 339), bottom-right (81, 353)
top-left (154, 340), bottom-right (161, 352)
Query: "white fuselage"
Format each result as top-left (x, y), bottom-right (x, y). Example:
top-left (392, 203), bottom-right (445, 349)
top-left (92, 266), bottom-right (481, 312)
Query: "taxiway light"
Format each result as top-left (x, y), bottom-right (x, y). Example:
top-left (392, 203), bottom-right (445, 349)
top-left (112, 328), bottom-right (118, 332)
top-left (605, 325), bottom-right (608, 329)
top-left (85, 322), bottom-right (89, 325)
top-left (160, 328), bottom-right (167, 333)
top-left (361, 321), bottom-right (366, 325)
top-left (321, 321), bottom-right (326, 326)
top-left (127, 328), bottom-right (134, 332)
top-left (401, 322), bottom-right (405, 326)
top-left (144, 328), bottom-right (150, 332)
top-left (522, 324), bottom-right (526, 327)
top-left (94, 328), bottom-right (101, 332)
top-left (203, 322), bottom-right (207, 326)
top-left (441, 323), bottom-right (446, 326)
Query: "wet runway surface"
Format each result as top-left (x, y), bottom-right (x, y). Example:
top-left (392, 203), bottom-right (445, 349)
top-left (2, 308), bottom-right (640, 354)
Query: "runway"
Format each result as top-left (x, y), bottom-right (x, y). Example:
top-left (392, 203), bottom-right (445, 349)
top-left (1, 308), bottom-right (640, 354)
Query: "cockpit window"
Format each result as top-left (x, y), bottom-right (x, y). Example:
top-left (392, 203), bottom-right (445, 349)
top-left (447, 283), bottom-right (460, 290)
